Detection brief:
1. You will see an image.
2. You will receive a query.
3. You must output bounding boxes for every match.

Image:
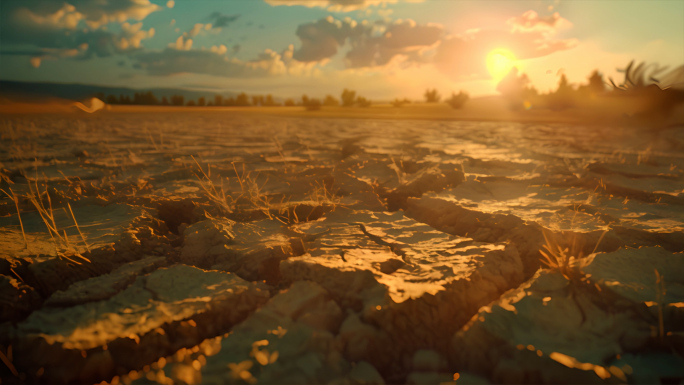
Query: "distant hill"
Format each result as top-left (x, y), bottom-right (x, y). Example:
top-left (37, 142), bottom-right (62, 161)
top-left (0, 80), bottom-right (240, 103)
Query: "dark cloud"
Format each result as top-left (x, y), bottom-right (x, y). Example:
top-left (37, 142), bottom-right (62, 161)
top-left (291, 17), bottom-right (442, 68)
top-left (293, 16), bottom-right (366, 62)
top-left (0, 0), bottom-right (158, 64)
top-left (132, 48), bottom-right (285, 78)
top-left (207, 12), bottom-right (240, 28)
top-left (345, 19), bottom-right (442, 68)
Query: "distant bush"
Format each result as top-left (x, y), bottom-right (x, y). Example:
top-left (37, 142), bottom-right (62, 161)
top-left (284, 98), bottom-right (296, 107)
top-left (341, 89), bottom-right (356, 107)
top-left (324, 95), bottom-right (340, 106)
top-left (304, 98), bottom-right (322, 111)
top-left (356, 96), bottom-right (371, 107)
top-left (264, 94), bottom-right (280, 106)
top-left (171, 94), bottom-right (184, 106)
top-left (252, 95), bottom-right (264, 106)
top-left (235, 93), bottom-right (250, 106)
top-left (446, 91), bottom-right (469, 109)
top-left (392, 98), bottom-right (411, 108)
top-left (187, 100), bottom-right (196, 106)
top-left (424, 89), bottom-right (441, 103)
top-left (197, 97), bottom-right (206, 106)
top-left (496, 68), bottom-right (537, 110)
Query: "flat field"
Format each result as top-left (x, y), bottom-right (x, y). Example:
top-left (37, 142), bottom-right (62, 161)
top-left (1, 107), bottom-right (683, 384)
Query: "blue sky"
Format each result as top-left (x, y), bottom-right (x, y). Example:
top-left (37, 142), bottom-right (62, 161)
top-left (1, 0), bottom-right (682, 100)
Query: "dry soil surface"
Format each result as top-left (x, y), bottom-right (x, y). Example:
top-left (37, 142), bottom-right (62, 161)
top-left (0, 110), bottom-right (683, 384)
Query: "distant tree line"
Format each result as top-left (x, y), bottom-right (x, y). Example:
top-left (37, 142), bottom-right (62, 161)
top-left (95, 88), bottom-right (377, 110)
top-left (495, 67), bottom-right (609, 111)
top-left (97, 91), bottom-right (281, 107)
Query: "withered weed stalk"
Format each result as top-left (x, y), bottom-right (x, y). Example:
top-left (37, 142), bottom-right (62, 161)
top-left (1, 187), bottom-right (28, 251)
top-left (25, 174), bottom-right (90, 264)
top-left (389, 157), bottom-right (408, 185)
top-left (308, 181), bottom-right (340, 209)
top-left (539, 229), bottom-right (607, 280)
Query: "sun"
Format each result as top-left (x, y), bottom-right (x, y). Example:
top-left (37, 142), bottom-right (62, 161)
top-left (486, 49), bottom-right (517, 82)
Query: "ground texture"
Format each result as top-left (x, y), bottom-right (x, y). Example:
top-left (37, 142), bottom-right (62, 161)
top-left (1, 112), bottom-right (683, 384)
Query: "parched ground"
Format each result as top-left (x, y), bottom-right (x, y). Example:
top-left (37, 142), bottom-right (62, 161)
top-left (0, 110), bottom-right (683, 384)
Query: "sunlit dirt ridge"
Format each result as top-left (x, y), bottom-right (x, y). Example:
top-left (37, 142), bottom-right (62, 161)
top-left (1, 112), bottom-right (683, 384)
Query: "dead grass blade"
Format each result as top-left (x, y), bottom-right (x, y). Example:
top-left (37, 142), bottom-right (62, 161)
top-left (0, 345), bottom-right (18, 377)
top-left (1, 187), bottom-right (28, 250)
top-left (67, 202), bottom-right (91, 254)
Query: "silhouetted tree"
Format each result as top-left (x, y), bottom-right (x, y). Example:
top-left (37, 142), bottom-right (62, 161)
top-left (341, 89), bottom-right (356, 107)
top-left (424, 89), bottom-right (441, 103)
top-left (171, 95), bottom-right (184, 106)
top-left (197, 97), bottom-right (206, 106)
top-left (133, 91), bottom-right (159, 105)
top-left (187, 100), bottom-right (196, 106)
top-left (284, 98), bottom-right (296, 107)
top-left (305, 98), bottom-right (322, 111)
top-left (264, 94), bottom-right (279, 106)
top-left (356, 96), bottom-right (371, 107)
top-left (547, 73), bottom-right (576, 110)
top-left (119, 94), bottom-right (132, 104)
top-left (446, 91), bottom-right (469, 109)
top-left (235, 93), bottom-right (249, 106)
top-left (496, 67), bottom-right (535, 110)
top-left (161, 96), bottom-right (169, 105)
top-left (583, 70), bottom-right (606, 95)
top-left (106, 95), bottom-right (118, 104)
top-left (214, 95), bottom-right (223, 106)
top-left (391, 98), bottom-right (411, 108)
top-left (323, 95), bottom-right (339, 106)
top-left (225, 97), bottom-right (236, 106)
top-left (252, 95), bottom-right (264, 106)
top-left (301, 94), bottom-right (310, 106)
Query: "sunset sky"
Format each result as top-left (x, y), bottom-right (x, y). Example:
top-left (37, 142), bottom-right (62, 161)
top-left (1, 0), bottom-right (682, 100)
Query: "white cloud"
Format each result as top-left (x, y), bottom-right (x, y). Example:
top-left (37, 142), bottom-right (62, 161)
top-left (188, 23), bottom-right (205, 38)
top-left (170, 36), bottom-right (193, 51)
top-left (264, 0), bottom-right (423, 12)
top-left (507, 10), bottom-right (572, 36)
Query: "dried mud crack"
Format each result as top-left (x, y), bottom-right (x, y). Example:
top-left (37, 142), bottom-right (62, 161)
top-left (1, 113), bottom-right (683, 384)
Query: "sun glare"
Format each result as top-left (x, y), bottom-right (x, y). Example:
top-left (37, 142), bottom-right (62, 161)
top-left (486, 49), bottom-right (517, 82)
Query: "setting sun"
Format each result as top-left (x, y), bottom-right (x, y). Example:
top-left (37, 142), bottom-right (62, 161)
top-left (486, 49), bottom-right (517, 82)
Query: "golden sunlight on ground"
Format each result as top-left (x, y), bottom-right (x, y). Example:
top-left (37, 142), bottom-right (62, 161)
top-left (486, 49), bottom-right (517, 83)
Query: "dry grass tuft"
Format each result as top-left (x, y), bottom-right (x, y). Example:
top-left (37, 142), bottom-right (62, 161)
top-left (192, 156), bottom-right (339, 225)
top-left (539, 229), bottom-right (606, 280)
top-left (25, 174), bottom-right (90, 264)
